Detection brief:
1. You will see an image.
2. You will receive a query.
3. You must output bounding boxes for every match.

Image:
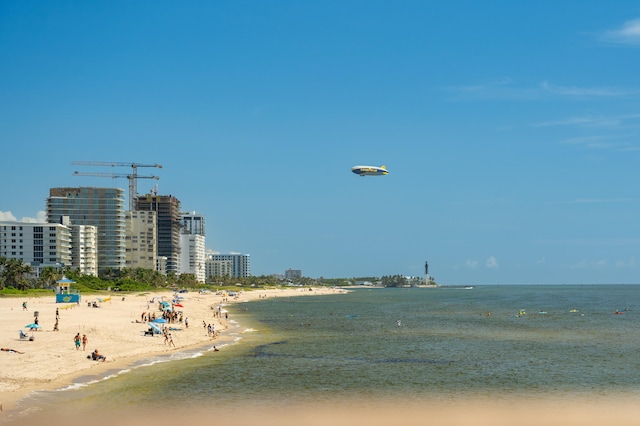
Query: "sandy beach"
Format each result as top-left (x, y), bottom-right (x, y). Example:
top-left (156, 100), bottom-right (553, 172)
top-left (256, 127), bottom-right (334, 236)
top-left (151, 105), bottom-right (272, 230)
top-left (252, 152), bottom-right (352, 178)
top-left (0, 286), bottom-right (344, 416)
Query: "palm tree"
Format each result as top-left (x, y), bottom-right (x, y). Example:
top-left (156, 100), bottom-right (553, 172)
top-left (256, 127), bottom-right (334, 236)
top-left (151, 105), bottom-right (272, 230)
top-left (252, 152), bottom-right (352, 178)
top-left (1, 258), bottom-right (33, 290)
top-left (40, 266), bottom-right (62, 289)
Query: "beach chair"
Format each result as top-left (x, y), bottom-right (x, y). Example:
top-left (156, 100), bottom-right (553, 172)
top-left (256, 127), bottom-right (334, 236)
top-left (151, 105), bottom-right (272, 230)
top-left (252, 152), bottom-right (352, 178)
top-left (19, 330), bottom-right (29, 340)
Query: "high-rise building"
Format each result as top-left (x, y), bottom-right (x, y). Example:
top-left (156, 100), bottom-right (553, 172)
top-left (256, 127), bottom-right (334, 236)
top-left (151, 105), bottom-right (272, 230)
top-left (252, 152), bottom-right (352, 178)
top-left (46, 187), bottom-right (126, 274)
top-left (125, 210), bottom-right (157, 270)
top-left (135, 194), bottom-right (181, 274)
top-left (205, 252), bottom-right (251, 278)
top-left (179, 233), bottom-right (206, 282)
top-left (0, 221), bottom-right (72, 270)
top-left (70, 224), bottom-right (98, 276)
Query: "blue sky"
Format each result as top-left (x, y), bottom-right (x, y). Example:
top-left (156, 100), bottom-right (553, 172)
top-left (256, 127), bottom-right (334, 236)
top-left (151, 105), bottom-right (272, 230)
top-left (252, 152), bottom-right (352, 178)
top-left (2, 1), bottom-right (640, 284)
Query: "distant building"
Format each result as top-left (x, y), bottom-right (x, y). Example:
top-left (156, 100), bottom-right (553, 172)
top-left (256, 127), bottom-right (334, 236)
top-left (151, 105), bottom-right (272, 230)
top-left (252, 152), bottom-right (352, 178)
top-left (205, 252), bottom-right (251, 278)
top-left (206, 257), bottom-right (234, 278)
top-left (135, 194), bottom-right (181, 274)
top-left (180, 233), bottom-right (206, 283)
top-left (47, 187), bottom-right (126, 274)
top-left (285, 268), bottom-right (302, 280)
top-left (125, 210), bottom-right (157, 271)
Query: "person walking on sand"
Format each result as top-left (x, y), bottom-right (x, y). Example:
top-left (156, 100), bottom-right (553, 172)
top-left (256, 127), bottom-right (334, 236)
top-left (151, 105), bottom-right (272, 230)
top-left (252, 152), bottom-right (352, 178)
top-left (22, 301), bottom-right (27, 311)
top-left (82, 334), bottom-right (88, 351)
top-left (74, 333), bottom-right (81, 350)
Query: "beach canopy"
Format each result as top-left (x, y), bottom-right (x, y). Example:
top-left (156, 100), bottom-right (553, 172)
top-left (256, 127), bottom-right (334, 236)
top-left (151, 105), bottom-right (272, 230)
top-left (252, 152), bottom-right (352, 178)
top-left (25, 323), bottom-right (41, 329)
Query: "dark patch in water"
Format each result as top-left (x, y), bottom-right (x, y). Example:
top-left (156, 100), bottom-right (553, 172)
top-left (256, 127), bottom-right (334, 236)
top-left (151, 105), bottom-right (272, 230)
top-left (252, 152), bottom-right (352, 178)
top-left (250, 340), bottom-right (451, 364)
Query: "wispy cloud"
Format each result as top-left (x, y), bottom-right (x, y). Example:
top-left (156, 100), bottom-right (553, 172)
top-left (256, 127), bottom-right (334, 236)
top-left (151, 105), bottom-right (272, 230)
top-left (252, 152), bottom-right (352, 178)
top-left (465, 260), bottom-right (479, 269)
top-left (615, 257), bottom-right (638, 268)
top-left (463, 257), bottom-right (498, 269)
top-left (537, 237), bottom-right (640, 246)
top-left (535, 116), bottom-right (622, 128)
top-left (559, 134), bottom-right (640, 151)
top-left (600, 18), bottom-right (640, 46)
top-left (536, 113), bottom-right (640, 130)
top-left (445, 78), bottom-right (542, 101)
top-left (540, 81), bottom-right (633, 97)
top-left (570, 198), bottom-right (636, 204)
top-left (566, 257), bottom-right (638, 271)
top-left (485, 256), bottom-right (499, 268)
top-left (447, 80), bottom-right (636, 101)
top-left (567, 259), bottom-right (608, 270)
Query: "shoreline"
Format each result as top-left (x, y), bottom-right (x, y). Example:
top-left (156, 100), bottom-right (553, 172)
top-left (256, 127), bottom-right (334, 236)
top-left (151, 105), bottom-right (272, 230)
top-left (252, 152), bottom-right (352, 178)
top-left (0, 286), bottom-right (347, 417)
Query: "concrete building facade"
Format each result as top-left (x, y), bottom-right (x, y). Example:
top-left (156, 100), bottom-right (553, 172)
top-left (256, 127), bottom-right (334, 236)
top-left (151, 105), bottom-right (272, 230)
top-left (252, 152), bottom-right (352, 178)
top-left (125, 210), bottom-right (157, 271)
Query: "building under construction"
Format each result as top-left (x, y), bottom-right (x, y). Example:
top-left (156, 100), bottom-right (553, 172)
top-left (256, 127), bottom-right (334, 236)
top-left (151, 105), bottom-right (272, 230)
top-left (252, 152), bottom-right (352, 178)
top-left (135, 194), bottom-right (181, 274)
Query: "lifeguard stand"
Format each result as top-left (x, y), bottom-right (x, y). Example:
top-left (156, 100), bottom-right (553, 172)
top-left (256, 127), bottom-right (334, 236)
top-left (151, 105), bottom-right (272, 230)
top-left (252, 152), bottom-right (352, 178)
top-left (56, 277), bottom-right (81, 303)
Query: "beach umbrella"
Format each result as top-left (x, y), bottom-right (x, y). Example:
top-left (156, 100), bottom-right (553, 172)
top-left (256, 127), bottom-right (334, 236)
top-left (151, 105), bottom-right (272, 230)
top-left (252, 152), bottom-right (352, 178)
top-left (148, 322), bottom-right (161, 334)
top-left (152, 318), bottom-right (167, 323)
top-left (25, 323), bottom-right (41, 330)
top-left (174, 303), bottom-right (184, 308)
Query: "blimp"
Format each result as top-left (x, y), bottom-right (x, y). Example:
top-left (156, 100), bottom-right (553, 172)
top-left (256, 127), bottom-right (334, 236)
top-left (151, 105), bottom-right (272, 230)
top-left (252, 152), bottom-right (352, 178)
top-left (351, 165), bottom-right (389, 176)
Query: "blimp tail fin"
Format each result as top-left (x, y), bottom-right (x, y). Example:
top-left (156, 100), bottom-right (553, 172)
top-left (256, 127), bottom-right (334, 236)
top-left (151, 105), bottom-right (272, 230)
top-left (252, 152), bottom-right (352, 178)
top-left (381, 165), bottom-right (387, 170)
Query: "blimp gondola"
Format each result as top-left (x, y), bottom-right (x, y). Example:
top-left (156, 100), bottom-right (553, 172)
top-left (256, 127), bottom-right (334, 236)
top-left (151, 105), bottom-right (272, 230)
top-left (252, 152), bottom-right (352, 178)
top-left (351, 165), bottom-right (389, 176)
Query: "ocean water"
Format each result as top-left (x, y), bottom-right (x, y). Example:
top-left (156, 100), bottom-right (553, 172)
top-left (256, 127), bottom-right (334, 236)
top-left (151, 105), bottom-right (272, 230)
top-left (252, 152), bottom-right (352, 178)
top-left (14, 285), bottom-right (640, 417)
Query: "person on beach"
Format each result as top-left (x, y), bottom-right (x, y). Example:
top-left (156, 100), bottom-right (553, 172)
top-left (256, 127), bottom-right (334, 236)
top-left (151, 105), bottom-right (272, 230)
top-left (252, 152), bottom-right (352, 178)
top-left (2, 347), bottom-right (23, 354)
top-left (53, 319), bottom-right (59, 331)
top-left (185, 317), bottom-right (189, 328)
top-left (22, 301), bottom-right (27, 311)
top-left (82, 334), bottom-right (88, 351)
top-left (91, 349), bottom-right (106, 362)
top-left (74, 333), bottom-right (81, 350)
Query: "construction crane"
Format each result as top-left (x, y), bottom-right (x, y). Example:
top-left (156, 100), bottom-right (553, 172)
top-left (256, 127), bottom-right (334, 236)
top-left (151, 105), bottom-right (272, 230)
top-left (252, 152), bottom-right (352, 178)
top-left (73, 171), bottom-right (160, 211)
top-left (71, 162), bottom-right (163, 211)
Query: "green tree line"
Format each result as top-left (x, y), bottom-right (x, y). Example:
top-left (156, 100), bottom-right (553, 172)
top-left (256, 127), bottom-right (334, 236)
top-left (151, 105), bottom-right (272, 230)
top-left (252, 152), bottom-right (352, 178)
top-left (1, 257), bottom-right (431, 293)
